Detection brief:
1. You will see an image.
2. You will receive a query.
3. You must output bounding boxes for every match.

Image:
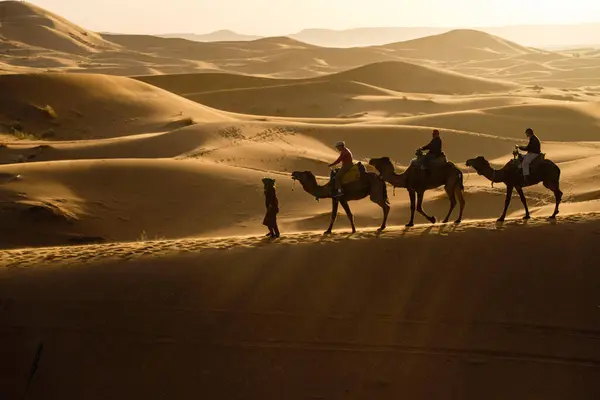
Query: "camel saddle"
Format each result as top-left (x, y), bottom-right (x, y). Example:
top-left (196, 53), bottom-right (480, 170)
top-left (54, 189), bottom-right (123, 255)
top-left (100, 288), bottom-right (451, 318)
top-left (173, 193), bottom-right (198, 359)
top-left (331, 162), bottom-right (366, 185)
top-left (410, 152), bottom-right (448, 169)
top-left (514, 153), bottom-right (545, 171)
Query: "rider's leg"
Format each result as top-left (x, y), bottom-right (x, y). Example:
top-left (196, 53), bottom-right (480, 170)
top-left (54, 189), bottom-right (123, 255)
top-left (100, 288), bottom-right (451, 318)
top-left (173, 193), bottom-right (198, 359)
top-left (334, 164), bottom-right (352, 195)
top-left (522, 153), bottom-right (537, 184)
top-left (522, 153), bottom-right (536, 176)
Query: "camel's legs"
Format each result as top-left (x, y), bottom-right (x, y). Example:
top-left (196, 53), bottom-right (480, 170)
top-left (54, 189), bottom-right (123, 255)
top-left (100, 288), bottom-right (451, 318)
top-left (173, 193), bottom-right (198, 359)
top-left (442, 185), bottom-right (457, 223)
top-left (340, 200), bottom-right (356, 233)
top-left (498, 184), bottom-right (514, 222)
top-left (455, 185), bottom-right (465, 224)
top-left (406, 189), bottom-right (416, 227)
top-left (416, 190), bottom-right (436, 224)
top-left (543, 181), bottom-right (562, 219)
top-left (324, 199), bottom-right (339, 234)
top-left (515, 186), bottom-right (530, 219)
top-left (376, 200), bottom-right (390, 231)
top-left (369, 178), bottom-right (389, 231)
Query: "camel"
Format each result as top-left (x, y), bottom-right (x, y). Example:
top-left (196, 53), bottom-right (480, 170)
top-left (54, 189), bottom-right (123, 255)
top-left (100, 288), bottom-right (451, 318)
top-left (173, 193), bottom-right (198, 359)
top-left (368, 155), bottom-right (465, 227)
top-left (291, 164), bottom-right (390, 234)
top-left (465, 150), bottom-right (562, 221)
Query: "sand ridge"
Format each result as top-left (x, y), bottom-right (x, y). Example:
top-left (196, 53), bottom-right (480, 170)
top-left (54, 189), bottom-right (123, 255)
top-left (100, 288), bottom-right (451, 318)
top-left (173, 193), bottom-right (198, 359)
top-left (1, 210), bottom-right (599, 269)
top-left (2, 213), bottom-right (600, 399)
top-left (1, 3), bottom-right (600, 398)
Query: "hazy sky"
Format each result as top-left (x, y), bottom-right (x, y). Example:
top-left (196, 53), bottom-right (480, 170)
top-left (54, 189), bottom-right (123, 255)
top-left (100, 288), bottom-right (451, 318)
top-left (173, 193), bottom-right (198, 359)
top-left (28, 0), bottom-right (600, 35)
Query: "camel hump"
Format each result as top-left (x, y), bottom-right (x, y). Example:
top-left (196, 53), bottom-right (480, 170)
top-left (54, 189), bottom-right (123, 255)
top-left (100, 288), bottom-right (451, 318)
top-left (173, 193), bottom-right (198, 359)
top-left (437, 153), bottom-right (448, 165)
top-left (357, 162), bottom-right (366, 175)
top-left (411, 153), bottom-right (448, 169)
top-left (530, 153), bottom-right (546, 166)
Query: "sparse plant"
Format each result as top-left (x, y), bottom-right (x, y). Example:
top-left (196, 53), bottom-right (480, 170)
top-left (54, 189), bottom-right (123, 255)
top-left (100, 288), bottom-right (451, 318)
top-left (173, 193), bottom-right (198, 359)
top-left (137, 230), bottom-right (165, 242)
top-left (180, 117), bottom-right (195, 126)
top-left (41, 129), bottom-right (56, 139)
top-left (138, 230), bottom-right (148, 242)
top-left (38, 105), bottom-right (58, 119)
top-left (217, 126), bottom-right (245, 140)
top-left (10, 125), bottom-right (37, 140)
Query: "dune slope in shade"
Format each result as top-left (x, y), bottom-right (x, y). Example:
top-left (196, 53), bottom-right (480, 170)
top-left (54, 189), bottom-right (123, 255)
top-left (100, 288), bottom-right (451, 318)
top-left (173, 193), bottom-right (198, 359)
top-left (1, 216), bottom-right (600, 399)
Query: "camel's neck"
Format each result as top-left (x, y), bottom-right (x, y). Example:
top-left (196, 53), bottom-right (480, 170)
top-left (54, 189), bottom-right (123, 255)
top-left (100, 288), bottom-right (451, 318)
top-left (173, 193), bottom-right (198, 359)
top-left (381, 167), bottom-right (408, 188)
top-left (477, 164), bottom-right (505, 183)
top-left (298, 177), bottom-right (330, 198)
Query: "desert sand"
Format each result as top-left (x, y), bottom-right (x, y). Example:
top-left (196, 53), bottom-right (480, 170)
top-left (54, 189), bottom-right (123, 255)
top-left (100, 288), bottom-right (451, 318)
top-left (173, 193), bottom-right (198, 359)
top-left (1, 1), bottom-right (599, 399)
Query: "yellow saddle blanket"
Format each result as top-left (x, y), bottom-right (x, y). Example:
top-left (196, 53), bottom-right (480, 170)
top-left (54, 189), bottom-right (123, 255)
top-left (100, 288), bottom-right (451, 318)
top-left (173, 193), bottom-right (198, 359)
top-left (340, 164), bottom-right (361, 185)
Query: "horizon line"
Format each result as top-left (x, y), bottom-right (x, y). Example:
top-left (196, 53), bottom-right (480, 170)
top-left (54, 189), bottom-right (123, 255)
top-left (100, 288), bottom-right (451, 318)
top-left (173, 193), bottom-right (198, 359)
top-left (144, 21), bottom-right (600, 37)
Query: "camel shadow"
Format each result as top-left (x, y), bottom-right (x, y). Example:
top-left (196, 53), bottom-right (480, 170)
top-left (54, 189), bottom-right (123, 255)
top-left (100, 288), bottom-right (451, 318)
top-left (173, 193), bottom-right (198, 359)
top-left (495, 216), bottom-right (533, 230)
top-left (420, 226), bottom-right (434, 236)
top-left (438, 223), bottom-right (459, 236)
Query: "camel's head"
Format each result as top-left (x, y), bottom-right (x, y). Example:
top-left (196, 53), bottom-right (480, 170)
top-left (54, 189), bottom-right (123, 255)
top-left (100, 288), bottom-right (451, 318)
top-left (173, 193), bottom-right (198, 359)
top-left (465, 156), bottom-right (490, 173)
top-left (291, 171), bottom-right (315, 182)
top-left (368, 157), bottom-right (393, 174)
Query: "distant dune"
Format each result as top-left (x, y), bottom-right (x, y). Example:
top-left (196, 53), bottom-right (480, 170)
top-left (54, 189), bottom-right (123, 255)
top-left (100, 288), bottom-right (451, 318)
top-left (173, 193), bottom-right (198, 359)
top-left (377, 29), bottom-right (536, 61)
top-left (166, 24), bottom-right (600, 49)
top-left (1, 2), bottom-right (598, 84)
top-left (327, 61), bottom-right (519, 93)
top-left (1, 4), bottom-right (600, 398)
top-left (134, 62), bottom-right (519, 118)
top-left (137, 60), bottom-right (520, 96)
top-left (158, 29), bottom-right (263, 42)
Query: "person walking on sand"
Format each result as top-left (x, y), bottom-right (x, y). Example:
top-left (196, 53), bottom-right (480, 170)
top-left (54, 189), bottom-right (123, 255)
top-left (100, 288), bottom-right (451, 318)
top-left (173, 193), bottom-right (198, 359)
top-left (328, 141), bottom-right (354, 198)
top-left (262, 177), bottom-right (280, 238)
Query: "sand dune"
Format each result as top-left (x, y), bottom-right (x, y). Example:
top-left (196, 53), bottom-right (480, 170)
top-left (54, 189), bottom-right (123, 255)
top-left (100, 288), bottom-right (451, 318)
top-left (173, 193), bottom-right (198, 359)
top-left (2, 118), bottom-right (600, 249)
top-left (378, 102), bottom-right (600, 141)
top-left (101, 34), bottom-right (313, 62)
top-left (1, 2), bottom-right (599, 86)
top-left (185, 80), bottom-right (393, 118)
top-left (1, 214), bottom-right (600, 399)
top-left (159, 29), bottom-right (263, 42)
top-left (133, 62), bottom-right (520, 118)
top-left (377, 29), bottom-right (536, 61)
top-left (0, 2), bottom-right (598, 244)
top-left (230, 36), bottom-right (317, 51)
top-left (135, 72), bottom-right (289, 94)
top-left (0, 72), bottom-right (233, 139)
top-left (0, 1), bottom-right (119, 54)
top-left (327, 61), bottom-right (519, 93)
top-left (227, 47), bottom-right (406, 78)
top-left (1, 3), bottom-right (600, 398)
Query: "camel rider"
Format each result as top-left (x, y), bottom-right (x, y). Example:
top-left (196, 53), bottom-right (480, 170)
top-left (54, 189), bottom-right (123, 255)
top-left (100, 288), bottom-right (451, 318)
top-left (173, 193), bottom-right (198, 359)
top-left (418, 129), bottom-right (442, 171)
top-left (517, 128), bottom-right (541, 183)
top-left (328, 141), bottom-right (354, 197)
